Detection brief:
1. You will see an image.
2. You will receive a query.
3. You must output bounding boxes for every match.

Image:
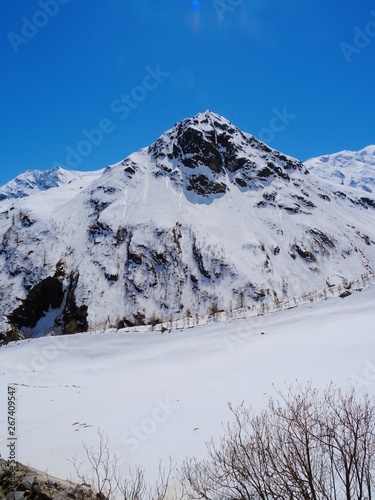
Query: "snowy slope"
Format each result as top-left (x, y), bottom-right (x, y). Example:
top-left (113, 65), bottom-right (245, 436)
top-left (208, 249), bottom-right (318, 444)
top-left (1, 111), bottom-right (375, 340)
top-left (0, 284), bottom-right (374, 487)
top-left (305, 145), bottom-right (375, 193)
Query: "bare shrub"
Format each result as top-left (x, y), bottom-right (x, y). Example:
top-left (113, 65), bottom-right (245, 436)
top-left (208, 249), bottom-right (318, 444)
top-left (208, 302), bottom-right (220, 317)
top-left (69, 385), bottom-right (375, 499)
top-left (181, 383), bottom-right (375, 499)
top-left (117, 460), bottom-right (174, 500)
top-left (69, 429), bottom-right (118, 499)
top-left (70, 429), bottom-right (176, 500)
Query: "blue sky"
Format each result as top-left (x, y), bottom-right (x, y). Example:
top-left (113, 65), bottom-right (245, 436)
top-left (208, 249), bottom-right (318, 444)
top-left (1, 0), bottom-right (374, 186)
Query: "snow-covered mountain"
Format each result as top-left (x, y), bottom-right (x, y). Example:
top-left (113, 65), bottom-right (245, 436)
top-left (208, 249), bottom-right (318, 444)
top-left (305, 145), bottom-right (375, 193)
top-left (0, 166), bottom-right (104, 201)
top-left (1, 111), bottom-right (375, 342)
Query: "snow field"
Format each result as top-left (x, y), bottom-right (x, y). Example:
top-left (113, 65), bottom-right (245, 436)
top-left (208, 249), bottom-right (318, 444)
top-left (1, 284), bottom-right (375, 485)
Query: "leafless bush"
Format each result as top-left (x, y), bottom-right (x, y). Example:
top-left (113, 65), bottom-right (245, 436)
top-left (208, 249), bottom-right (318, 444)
top-left (181, 383), bottom-right (375, 499)
top-left (69, 385), bottom-right (375, 499)
top-left (70, 429), bottom-right (176, 500)
top-left (69, 429), bottom-right (118, 499)
top-left (117, 460), bottom-right (175, 500)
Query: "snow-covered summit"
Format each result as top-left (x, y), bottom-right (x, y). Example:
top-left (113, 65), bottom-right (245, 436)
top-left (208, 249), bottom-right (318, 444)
top-left (305, 145), bottom-right (375, 193)
top-left (0, 166), bottom-right (104, 201)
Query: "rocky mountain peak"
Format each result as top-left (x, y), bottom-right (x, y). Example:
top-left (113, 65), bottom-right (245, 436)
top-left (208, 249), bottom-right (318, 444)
top-left (145, 111), bottom-right (306, 199)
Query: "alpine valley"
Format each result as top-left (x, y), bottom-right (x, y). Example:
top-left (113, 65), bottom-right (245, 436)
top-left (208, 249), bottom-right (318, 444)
top-left (0, 111), bottom-right (374, 342)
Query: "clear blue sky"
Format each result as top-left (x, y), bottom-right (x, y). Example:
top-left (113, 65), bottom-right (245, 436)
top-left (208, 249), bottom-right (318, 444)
top-left (1, 0), bottom-right (374, 185)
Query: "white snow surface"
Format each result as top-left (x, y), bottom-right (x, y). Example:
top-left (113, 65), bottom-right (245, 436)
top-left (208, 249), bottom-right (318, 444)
top-left (305, 145), bottom-right (375, 193)
top-left (0, 285), bottom-right (375, 488)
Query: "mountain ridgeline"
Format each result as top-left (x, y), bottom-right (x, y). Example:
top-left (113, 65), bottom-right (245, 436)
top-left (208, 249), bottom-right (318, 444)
top-left (0, 111), bottom-right (374, 342)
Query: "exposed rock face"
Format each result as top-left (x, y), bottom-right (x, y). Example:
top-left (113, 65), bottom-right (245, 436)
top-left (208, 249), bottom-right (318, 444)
top-left (59, 273), bottom-right (88, 335)
top-left (7, 277), bottom-right (64, 330)
top-left (4, 272), bottom-right (88, 343)
top-left (147, 110), bottom-right (306, 199)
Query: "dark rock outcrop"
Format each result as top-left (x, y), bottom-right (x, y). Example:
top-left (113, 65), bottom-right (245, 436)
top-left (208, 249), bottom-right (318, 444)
top-left (7, 277), bottom-right (64, 329)
top-left (0, 459), bottom-right (96, 500)
top-left (59, 273), bottom-right (88, 335)
top-left (146, 111), bottom-right (307, 200)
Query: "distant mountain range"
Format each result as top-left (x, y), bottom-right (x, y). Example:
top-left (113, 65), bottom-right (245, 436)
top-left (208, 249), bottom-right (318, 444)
top-left (0, 111), bottom-right (374, 342)
top-left (305, 145), bottom-right (375, 193)
top-left (0, 167), bottom-right (103, 201)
